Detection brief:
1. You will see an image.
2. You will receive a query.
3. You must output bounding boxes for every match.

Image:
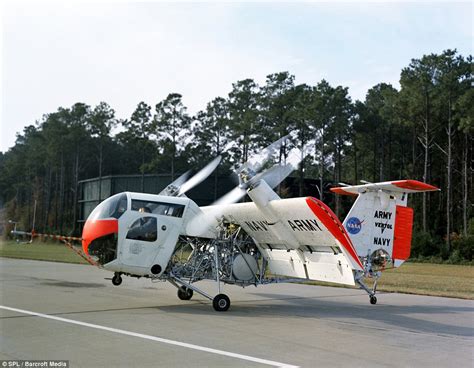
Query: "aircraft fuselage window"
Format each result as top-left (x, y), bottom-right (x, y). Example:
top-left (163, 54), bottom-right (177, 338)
top-left (126, 217), bottom-right (157, 242)
top-left (111, 194), bottom-right (128, 219)
top-left (131, 200), bottom-right (185, 218)
top-left (88, 193), bottom-right (128, 221)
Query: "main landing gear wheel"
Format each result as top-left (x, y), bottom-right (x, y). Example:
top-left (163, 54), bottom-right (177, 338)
top-left (213, 294), bottom-right (230, 312)
top-left (370, 295), bottom-right (377, 305)
top-left (112, 273), bottom-right (122, 286)
top-left (177, 286), bottom-right (193, 301)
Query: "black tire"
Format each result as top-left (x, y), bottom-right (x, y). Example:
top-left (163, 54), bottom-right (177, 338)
top-left (112, 274), bottom-right (122, 286)
top-left (370, 295), bottom-right (377, 305)
top-left (213, 294), bottom-right (230, 312)
top-left (177, 287), bottom-right (193, 300)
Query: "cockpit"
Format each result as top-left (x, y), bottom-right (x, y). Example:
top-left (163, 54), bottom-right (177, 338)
top-left (130, 199), bottom-right (185, 218)
top-left (82, 192), bottom-right (190, 268)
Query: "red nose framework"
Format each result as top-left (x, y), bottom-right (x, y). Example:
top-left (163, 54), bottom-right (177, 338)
top-left (82, 219), bottom-right (118, 255)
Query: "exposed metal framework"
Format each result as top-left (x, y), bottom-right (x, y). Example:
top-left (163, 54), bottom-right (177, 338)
top-left (165, 222), bottom-right (265, 310)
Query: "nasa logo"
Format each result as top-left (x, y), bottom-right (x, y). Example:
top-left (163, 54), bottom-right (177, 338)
top-left (346, 217), bottom-right (362, 235)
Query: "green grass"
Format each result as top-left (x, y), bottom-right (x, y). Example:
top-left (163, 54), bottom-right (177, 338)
top-left (0, 239), bottom-right (88, 264)
top-left (303, 262), bottom-right (474, 299)
top-left (1, 239), bottom-right (472, 299)
top-left (364, 262), bottom-right (474, 299)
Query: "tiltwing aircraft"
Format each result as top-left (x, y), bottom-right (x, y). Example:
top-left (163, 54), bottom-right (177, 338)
top-left (79, 136), bottom-right (439, 311)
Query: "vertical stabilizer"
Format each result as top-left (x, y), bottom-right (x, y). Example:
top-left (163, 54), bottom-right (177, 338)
top-left (331, 180), bottom-right (438, 268)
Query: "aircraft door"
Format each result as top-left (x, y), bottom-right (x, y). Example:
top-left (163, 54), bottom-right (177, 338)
top-left (118, 212), bottom-right (179, 276)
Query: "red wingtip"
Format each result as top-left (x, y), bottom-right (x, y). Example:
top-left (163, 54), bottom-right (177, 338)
top-left (330, 187), bottom-right (358, 196)
top-left (392, 180), bottom-right (439, 192)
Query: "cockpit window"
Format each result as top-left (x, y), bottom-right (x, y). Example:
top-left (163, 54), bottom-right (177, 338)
top-left (126, 217), bottom-right (157, 242)
top-left (89, 193), bottom-right (128, 221)
top-left (131, 200), bottom-right (185, 218)
top-left (110, 194), bottom-right (128, 219)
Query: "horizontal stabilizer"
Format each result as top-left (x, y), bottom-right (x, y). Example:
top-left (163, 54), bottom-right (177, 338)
top-left (330, 180), bottom-right (439, 196)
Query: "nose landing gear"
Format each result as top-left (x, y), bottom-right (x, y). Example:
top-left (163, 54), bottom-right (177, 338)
top-left (112, 272), bottom-right (122, 286)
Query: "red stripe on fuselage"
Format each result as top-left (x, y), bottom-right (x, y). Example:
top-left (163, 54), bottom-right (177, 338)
top-left (306, 197), bottom-right (363, 269)
top-left (82, 219), bottom-right (118, 255)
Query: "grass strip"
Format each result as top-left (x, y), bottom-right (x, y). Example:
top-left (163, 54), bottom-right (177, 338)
top-left (1, 239), bottom-right (472, 299)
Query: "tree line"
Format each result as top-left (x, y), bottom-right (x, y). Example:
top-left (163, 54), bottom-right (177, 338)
top-left (0, 49), bottom-right (472, 262)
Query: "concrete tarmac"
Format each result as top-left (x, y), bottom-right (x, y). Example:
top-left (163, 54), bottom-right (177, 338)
top-left (0, 258), bottom-right (473, 368)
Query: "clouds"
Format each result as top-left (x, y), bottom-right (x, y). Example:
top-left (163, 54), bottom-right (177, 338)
top-left (1, 1), bottom-right (472, 152)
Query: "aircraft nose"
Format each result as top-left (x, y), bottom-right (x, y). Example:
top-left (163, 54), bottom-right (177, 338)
top-left (82, 219), bottom-right (118, 256)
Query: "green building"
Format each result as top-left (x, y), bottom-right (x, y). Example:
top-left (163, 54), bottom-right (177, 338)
top-left (78, 174), bottom-right (236, 223)
top-left (78, 174), bottom-right (323, 224)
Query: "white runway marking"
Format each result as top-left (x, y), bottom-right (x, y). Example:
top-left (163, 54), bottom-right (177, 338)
top-left (1, 305), bottom-right (298, 368)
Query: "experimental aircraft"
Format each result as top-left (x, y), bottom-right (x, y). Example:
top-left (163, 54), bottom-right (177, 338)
top-left (11, 137), bottom-right (438, 311)
top-left (77, 136), bottom-right (439, 311)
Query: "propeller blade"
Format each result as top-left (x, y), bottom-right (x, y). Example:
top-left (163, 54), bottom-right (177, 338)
top-left (187, 139), bottom-right (302, 235)
top-left (212, 186), bottom-right (247, 206)
top-left (209, 141), bottom-right (301, 207)
top-left (249, 163), bottom-right (293, 189)
top-left (159, 170), bottom-right (191, 196)
top-left (246, 147), bottom-right (301, 189)
top-left (178, 156), bottom-right (222, 196)
top-left (185, 207), bottom-right (221, 237)
top-left (188, 162), bottom-right (296, 236)
top-left (235, 134), bottom-right (290, 176)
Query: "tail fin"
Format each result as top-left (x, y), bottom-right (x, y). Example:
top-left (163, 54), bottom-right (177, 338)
top-left (331, 180), bottom-right (439, 268)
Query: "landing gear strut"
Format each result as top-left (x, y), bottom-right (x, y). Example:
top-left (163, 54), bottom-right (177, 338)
top-left (355, 271), bottom-right (379, 305)
top-left (112, 272), bottom-right (122, 286)
top-left (168, 241), bottom-right (234, 311)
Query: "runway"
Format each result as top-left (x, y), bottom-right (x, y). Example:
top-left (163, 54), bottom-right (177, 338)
top-left (1, 258), bottom-right (473, 367)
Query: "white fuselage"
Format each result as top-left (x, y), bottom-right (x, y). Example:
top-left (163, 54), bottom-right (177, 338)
top-left (99, 190), bottom-right (359, 286)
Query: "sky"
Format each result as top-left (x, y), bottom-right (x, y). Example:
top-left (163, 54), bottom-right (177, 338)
top-left (0, 0), bottom-right (472, 153)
